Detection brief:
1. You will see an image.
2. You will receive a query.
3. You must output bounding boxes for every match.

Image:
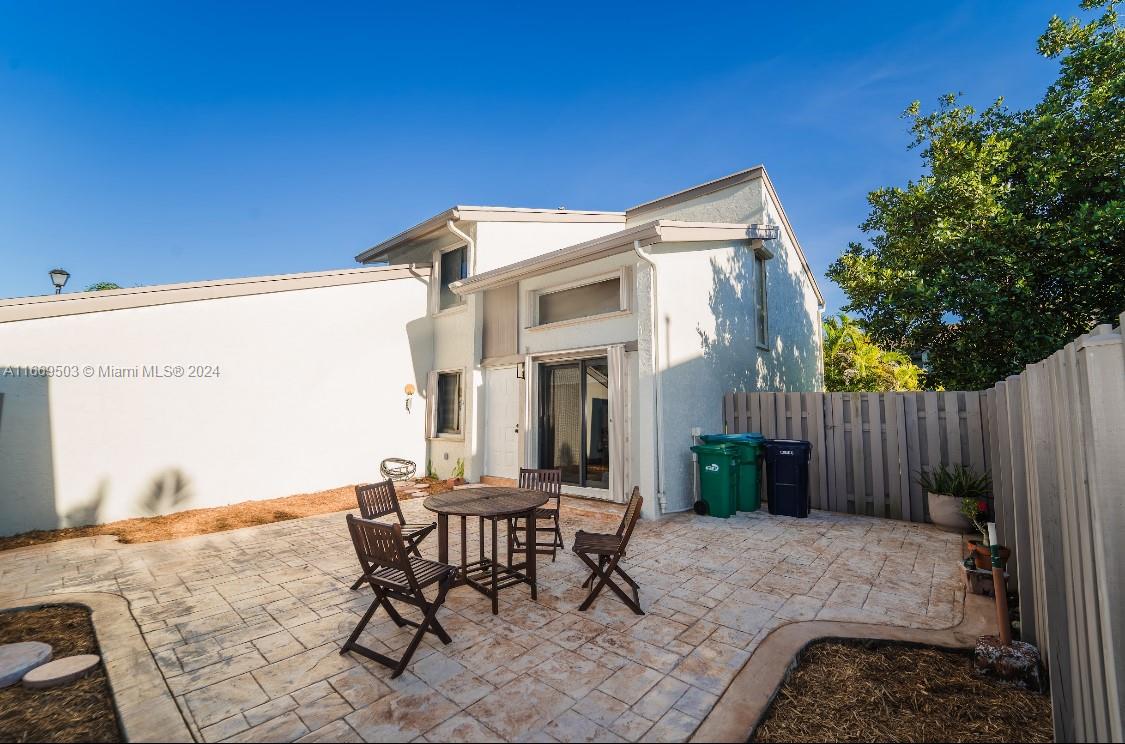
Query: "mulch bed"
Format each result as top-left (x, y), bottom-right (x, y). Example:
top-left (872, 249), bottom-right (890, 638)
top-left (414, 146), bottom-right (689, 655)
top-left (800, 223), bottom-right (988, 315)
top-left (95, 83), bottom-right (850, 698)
top-left (0, 479), bottom-right (452, 552)
top-left (0, 606), bottom-right (121, 743)
top-left (752, 640), bottom-right (1053, 743)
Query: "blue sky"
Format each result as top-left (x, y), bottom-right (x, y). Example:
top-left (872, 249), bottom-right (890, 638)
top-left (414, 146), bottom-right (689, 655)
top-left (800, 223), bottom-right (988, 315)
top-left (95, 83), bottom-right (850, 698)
top-left (0, 1), bottom-right (1073, 310)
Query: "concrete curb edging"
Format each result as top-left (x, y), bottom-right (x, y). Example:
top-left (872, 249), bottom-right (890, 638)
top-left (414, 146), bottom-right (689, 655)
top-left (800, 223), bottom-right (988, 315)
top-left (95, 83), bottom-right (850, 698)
top-left (0, 593), bottom-right (193, 743)
top-left (691, 593), bottom-right (994, 742)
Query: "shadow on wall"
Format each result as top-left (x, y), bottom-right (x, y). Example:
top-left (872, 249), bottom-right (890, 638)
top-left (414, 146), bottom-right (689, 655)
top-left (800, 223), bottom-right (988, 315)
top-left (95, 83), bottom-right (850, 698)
top-left (141, 468), bottom-right (194, 516)
top-left (0, 375), bottom-right (58, 535)
top-left (696, 244), bottom-right (819, 392)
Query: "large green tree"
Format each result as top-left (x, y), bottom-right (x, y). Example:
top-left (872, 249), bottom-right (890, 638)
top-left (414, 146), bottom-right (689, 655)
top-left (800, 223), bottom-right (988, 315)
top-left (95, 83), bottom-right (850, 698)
top-left (828, 0), bottom-right (1124, 389)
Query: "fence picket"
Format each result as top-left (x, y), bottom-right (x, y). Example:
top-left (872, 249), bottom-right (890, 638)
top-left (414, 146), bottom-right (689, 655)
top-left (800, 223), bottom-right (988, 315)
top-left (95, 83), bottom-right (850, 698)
top-left (944, 391), bottom-right (963, 466)
top-left (867, 393), bottom-right (885, 518)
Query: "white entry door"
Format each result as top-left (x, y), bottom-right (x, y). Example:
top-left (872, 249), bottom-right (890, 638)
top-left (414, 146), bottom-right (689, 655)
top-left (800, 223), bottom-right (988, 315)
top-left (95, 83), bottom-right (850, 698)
top-left (484, 366), bottom-right (520, 480)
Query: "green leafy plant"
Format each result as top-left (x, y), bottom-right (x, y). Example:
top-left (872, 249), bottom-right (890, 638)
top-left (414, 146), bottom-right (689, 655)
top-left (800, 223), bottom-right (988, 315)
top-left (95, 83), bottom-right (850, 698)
top-left (915, 464), bottom-right (992, 501)
top-left (426, 460), bottom-right (437, 479)
top-left (824, 314), bottom-right (926, 392)
top-left (827, 0), bottom-right (1125, 389)
top-left (959, 496), bottom-right (992, 544)
top-left (85, 282), bottom-right (122, 291)
top-left (452, 457), bottom-right (465, 480)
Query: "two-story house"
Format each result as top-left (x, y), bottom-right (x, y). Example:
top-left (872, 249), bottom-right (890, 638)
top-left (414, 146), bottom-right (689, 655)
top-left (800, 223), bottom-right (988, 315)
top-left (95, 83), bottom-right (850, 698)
top-left (357, 165), bottom-right (825, 520)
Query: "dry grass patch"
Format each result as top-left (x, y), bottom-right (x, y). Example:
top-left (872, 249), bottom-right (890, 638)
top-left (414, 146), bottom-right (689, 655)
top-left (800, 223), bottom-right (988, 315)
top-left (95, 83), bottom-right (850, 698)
top-left (753, 640), bottom-right (1052, 743)
top-left (0, 480), bottom-right (451, 552)
top-left (0, 606), bottom-right (121, 743)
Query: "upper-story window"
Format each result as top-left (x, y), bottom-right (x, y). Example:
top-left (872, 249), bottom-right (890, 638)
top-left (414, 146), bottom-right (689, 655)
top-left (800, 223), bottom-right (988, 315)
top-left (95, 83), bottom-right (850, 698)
top-left (535, 275), bottom-right (625, 327)
top-left (755, 255), bottom-right (768, 348)
top-left (438, 245), bottom-right (468, 312)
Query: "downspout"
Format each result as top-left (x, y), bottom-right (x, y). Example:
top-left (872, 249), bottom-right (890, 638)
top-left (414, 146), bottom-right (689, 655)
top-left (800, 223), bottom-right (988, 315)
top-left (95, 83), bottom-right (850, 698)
top-left (633, 239), bottom-right (667, 514)
top-left (445, 218), bottom-right (474, 271)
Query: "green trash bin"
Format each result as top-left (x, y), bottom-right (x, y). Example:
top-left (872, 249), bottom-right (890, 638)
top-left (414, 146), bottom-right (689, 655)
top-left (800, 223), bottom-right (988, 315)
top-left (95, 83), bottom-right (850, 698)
top-left (700, 433), bottom-right (765, 512)
top-left (690, 443), bottom-right (737, 518)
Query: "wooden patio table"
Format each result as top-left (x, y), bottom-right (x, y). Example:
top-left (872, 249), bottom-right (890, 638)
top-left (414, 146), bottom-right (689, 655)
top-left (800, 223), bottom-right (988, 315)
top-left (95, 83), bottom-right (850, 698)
top-left (422, 487), bottom-right (548, 614)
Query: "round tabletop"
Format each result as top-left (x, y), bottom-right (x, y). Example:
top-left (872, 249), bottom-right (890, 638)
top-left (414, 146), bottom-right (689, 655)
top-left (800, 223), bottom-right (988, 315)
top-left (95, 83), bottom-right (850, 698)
top-left (423, 487), bottom-right (548, 518)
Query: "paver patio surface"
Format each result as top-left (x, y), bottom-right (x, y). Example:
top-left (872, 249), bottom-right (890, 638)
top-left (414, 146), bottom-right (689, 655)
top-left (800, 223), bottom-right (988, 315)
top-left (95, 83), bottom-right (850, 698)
top-left (0, 494), bottom-right (964, 742)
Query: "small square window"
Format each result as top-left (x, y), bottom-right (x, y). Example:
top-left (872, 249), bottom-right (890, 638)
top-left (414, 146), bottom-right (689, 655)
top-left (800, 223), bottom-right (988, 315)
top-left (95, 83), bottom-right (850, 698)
top-left (439, 246), bottom-right (468, 311)
top-left (436, 371), bottom-right (462, 435)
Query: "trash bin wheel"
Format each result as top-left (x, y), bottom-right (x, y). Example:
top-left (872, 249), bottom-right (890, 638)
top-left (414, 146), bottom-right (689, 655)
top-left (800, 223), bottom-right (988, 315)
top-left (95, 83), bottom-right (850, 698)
top-left (693, 500), bottom-right (710, 516)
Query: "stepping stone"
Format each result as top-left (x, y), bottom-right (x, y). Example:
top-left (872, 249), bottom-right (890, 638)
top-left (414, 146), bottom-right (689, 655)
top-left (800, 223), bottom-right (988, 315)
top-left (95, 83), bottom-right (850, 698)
top-left (0, 642), bottom-right (52, 688)
top-left (22, 654), bottom-right (101, 689)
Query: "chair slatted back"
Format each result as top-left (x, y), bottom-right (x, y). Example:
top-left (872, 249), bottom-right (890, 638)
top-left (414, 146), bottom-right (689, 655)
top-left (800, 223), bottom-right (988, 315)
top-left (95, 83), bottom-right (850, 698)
top-left (346, 515), bottom-right (418, 592)
top-left (615, 487), bottom-right (644, 552)
top-left (356, 480), bottom-right (405, 524)
top-left (519, 468), bottom-right (562, 509)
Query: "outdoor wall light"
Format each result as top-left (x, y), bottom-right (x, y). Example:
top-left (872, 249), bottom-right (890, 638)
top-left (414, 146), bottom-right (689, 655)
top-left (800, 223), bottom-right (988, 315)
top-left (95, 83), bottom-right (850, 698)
top-left (49, 268), bottom-right (70, 294)
top-left (404, 383), bottom-right (416, 412)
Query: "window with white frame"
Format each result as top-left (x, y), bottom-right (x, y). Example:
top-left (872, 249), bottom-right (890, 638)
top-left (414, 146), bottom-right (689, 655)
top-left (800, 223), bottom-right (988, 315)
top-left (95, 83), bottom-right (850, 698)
top-left (434, 370), bottom-right (462, 436)
top-left (438, 245), bottom-right (468, 312)
top-left (534, 273), bottom-right (626, 327)
top-left (755, 255), bottom-right (768, 348)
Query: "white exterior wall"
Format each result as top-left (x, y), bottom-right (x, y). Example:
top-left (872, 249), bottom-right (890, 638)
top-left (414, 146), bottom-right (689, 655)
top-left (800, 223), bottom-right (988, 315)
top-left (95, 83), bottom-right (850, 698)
top-left (473, 222), bottom-right (625, 274)
top-left (0, 279), bottom-right (432, 536)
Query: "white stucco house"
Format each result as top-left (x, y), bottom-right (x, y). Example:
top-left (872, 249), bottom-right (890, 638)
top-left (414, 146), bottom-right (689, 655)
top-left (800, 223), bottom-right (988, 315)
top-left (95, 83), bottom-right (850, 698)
top-left (355, 165), bottom-right (825, 519)
top-left (0, 165), bottom-right (823, 533)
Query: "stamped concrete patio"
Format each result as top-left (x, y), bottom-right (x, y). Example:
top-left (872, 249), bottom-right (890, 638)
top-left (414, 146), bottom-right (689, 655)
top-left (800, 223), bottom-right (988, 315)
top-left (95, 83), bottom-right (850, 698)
top-left (0, 494), bottom-right (965, 743)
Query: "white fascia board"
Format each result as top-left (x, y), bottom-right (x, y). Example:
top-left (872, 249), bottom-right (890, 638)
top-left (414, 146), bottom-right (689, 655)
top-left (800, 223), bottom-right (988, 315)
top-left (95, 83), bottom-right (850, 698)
top-left (450, 220), bottom-right (768, 296)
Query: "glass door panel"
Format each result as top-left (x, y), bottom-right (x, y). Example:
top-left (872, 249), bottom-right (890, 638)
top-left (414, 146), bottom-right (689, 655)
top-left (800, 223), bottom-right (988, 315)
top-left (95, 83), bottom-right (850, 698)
top-left (539, 363), bottom-right (582, 486)
top-left (539, 357), bottom-right (609, 490)
top-left (584, 360), bottom-right (610, 488)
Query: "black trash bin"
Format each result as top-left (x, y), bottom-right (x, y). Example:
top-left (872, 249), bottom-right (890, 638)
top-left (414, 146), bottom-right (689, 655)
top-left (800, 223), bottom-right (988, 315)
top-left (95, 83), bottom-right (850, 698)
top-left (763, 439), bottom-right (812, 518)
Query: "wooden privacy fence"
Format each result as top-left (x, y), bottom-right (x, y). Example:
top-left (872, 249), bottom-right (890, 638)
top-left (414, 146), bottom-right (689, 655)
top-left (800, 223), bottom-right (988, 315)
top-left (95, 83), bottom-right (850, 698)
top-left (721, 390), bottom-right (990, 523)
top-left (722, 315), bottom-right (1125, 742)
top-left (980, 320), bottom-right (1124, 743)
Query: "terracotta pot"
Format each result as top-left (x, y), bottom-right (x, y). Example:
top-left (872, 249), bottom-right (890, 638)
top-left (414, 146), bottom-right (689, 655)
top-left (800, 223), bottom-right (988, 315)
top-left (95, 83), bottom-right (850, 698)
top-left (969, 539), bottom-right (1011, 570)
top-left (926, 491), bottom-right (971, 532)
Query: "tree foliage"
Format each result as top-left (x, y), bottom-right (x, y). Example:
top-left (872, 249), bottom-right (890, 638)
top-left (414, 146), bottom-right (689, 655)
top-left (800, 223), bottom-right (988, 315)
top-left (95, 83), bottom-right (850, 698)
top-left (85, 282), bottom-right (122, 291)
top-left (824, 314), bottom-right (925, 392)
top-left (827, 0), bottom-right (1124, 389)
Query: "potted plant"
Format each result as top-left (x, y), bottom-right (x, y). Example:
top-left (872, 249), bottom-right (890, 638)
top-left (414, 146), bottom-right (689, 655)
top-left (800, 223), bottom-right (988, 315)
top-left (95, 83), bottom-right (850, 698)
top-left (959, 496), bottom-right (1011, 569)
top-left (916, 465), bottom-right (992, 533)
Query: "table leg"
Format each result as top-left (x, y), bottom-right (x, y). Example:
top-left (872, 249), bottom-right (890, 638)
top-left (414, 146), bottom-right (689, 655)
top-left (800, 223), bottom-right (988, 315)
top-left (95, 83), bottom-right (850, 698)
top-left (438, 513), bottom-right (449, 565)
top-left (525, 508), bottom-right (537, 600)
top-left (491, 517), bottom-right (499, 615)
top-left (460, 516), bottom-right (467, 572)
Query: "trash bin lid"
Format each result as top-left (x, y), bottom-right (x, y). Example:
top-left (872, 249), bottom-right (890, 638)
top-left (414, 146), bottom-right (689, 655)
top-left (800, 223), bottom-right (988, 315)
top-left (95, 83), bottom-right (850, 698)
top-left (699, 433), bottom-right (765, 444)
top-left (691, 443), bottom-right (736, 455)
top-left (763, 439), bottom-right (812, 459)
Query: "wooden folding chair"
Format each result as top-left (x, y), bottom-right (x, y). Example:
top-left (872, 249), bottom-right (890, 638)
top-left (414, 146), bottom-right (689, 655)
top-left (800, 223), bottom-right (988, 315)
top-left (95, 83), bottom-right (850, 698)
top-left (341, 515), bottom-right (457, 678)
top-left (507, 468), bottom-right (565, 562)
top-left (573, 487), bottom-right (644, 615)
top-left (350, 479), bottom-right (436, 590)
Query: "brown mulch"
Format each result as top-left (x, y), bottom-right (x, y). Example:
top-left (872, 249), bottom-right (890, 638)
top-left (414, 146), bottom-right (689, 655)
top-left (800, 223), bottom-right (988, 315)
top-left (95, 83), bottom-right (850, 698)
top-left (752, 640), bottom-right (1053, 743)
top-left (0, 479), bottom-right (453, 552)
top-left (0, 606), bottom-right (121, 743)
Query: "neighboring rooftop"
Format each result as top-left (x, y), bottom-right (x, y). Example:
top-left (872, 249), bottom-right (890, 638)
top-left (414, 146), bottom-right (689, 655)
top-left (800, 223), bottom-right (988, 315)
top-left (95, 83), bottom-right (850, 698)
top-left (0, 265), bottom-right (428, 323)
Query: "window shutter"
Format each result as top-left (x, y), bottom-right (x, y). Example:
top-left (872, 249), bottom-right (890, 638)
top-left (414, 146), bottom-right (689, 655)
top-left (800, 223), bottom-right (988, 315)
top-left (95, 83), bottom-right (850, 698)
top-left (426, 371), bottom-right (438, 438)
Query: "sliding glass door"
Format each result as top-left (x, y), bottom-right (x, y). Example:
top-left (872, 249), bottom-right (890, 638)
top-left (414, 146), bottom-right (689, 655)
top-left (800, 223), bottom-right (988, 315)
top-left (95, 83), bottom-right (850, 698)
top-left (538, 357), bottom-right (609, 489)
